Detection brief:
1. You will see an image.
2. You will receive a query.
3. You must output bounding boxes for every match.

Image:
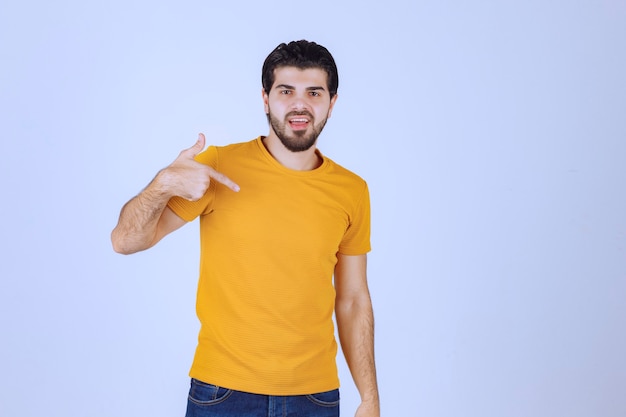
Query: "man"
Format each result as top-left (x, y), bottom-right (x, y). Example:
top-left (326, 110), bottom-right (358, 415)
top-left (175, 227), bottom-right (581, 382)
top-left (111, 40), bottom-right (379, 417)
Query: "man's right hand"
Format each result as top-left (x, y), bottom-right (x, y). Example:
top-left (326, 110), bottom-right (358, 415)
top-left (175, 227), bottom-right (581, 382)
top-left (111, 133), bottom-right (239, 254)
top-left (158, 133), bottom-right (240, 200)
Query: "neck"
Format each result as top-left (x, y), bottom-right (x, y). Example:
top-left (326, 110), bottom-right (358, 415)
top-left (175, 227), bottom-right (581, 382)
top-left (262, 134), bottom-right (322, 171)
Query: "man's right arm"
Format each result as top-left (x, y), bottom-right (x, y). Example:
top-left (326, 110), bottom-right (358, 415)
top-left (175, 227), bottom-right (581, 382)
top-left (111, 133), bottom-right (239, 255)
top-left (110, 177), bottom-right (186, 254)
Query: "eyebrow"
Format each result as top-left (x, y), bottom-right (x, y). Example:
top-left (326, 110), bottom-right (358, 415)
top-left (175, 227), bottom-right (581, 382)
top-left (274, 84), bottom-right (327, 91)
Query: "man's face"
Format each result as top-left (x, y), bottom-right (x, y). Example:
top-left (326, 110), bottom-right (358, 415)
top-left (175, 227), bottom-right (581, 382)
top-left (263, 66), bottom-right (338, 152)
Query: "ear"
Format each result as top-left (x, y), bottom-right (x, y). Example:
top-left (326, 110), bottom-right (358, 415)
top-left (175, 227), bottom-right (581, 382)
top-left (262, 88), bottom-right (270, 114)
top-left (327, 94), bottom-right (338, 118)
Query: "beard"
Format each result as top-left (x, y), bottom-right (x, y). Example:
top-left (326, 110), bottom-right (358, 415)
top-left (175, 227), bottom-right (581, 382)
top-left (267, 108), bottom-right (329, 152)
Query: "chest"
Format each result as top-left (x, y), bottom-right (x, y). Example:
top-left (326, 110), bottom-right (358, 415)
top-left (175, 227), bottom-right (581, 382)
top-left (203, 173), bottom-right (351, 255)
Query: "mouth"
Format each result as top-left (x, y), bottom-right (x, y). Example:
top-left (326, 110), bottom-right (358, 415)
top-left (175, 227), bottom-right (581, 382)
top-left (287, 112), bottom-right (313, 131)
top-left (289, 118), bottom-right (309, 130)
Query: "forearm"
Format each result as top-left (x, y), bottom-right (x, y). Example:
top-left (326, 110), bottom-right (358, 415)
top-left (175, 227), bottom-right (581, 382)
top-left (111, 172), bottom-right (173, 254)
top-left (336, 293), bottom-right (380, 411)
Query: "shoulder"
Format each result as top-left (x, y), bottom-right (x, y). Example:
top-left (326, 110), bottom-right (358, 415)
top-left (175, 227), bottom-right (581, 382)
top-left (319, 156), bottom-right (370, 212)
top-left (323, 155), bottom-right (368, 189)
top-left (196, 138), bottom-right (259, 166)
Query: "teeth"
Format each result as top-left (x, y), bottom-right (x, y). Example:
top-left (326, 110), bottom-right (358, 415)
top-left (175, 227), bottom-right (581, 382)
top-left (291, 119), bottom-right (308, 123)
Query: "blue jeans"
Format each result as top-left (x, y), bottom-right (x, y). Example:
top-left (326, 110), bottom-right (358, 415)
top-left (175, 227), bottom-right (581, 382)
top-left (185, 378), bottom-right (340, 417)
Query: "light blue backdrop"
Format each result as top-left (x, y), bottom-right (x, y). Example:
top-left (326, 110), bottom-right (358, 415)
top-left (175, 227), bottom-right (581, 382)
top-left (1, 1), bottom-right (625, 416)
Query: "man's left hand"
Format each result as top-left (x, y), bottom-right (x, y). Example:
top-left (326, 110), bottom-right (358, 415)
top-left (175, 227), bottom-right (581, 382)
top-left (355, 400), bottom-right (380, 417)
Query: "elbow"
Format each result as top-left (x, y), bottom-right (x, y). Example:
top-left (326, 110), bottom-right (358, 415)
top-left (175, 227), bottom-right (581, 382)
top-left (335, 295), bottom-right (358, 321)
top-left (112, 242), bottom-right (131, 255)
top-left (335, 294), bottom-right (373, 319)
top-left (111, 239), bottom-right (129, 255)
top-left (110, 230), bottom-right (154, 255)
top-left (110, 229), bottom-right (135, 255)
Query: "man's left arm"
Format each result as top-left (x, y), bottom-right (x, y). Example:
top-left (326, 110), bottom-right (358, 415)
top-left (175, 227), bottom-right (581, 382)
top-left (334, 253), bottom-right (380, 417)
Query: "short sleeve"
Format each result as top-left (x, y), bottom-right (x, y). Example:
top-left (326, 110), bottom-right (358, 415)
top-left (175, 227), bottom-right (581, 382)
top-left (338, 182), bottom-right (371, 255)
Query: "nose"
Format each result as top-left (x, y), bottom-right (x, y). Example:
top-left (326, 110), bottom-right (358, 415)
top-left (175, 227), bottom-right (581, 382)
top-left (290, 92), bottom-right (309, 111)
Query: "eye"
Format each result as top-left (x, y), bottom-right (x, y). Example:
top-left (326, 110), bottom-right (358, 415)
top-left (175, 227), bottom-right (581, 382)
top-left (309, 91), bottom-right (321, 97)
top-left (280, 90), bottom-right (292, 95)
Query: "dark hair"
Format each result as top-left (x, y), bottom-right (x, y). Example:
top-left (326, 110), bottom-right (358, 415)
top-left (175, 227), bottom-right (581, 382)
top-left (262, 40), bottom-right (339, 97)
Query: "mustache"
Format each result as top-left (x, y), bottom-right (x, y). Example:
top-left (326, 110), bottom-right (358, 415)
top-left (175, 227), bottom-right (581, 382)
top-left (286, 110), bottom-right (314, 119)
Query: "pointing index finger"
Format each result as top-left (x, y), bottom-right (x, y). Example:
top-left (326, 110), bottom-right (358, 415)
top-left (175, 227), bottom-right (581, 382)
top-left (209, 169), bottom-right (240, 192)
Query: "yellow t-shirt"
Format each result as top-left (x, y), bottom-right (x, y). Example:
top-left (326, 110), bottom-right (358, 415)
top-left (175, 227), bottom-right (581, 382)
top-left (167, 137), bottom-right (371, 395)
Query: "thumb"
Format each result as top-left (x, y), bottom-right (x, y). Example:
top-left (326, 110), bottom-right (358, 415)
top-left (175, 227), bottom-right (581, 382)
top-left (183, 133), bottom-right (206, 158)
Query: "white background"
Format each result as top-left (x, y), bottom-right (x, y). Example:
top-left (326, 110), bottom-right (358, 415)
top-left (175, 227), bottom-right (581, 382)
top-left (1, 1), bottom-right (625, 416)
